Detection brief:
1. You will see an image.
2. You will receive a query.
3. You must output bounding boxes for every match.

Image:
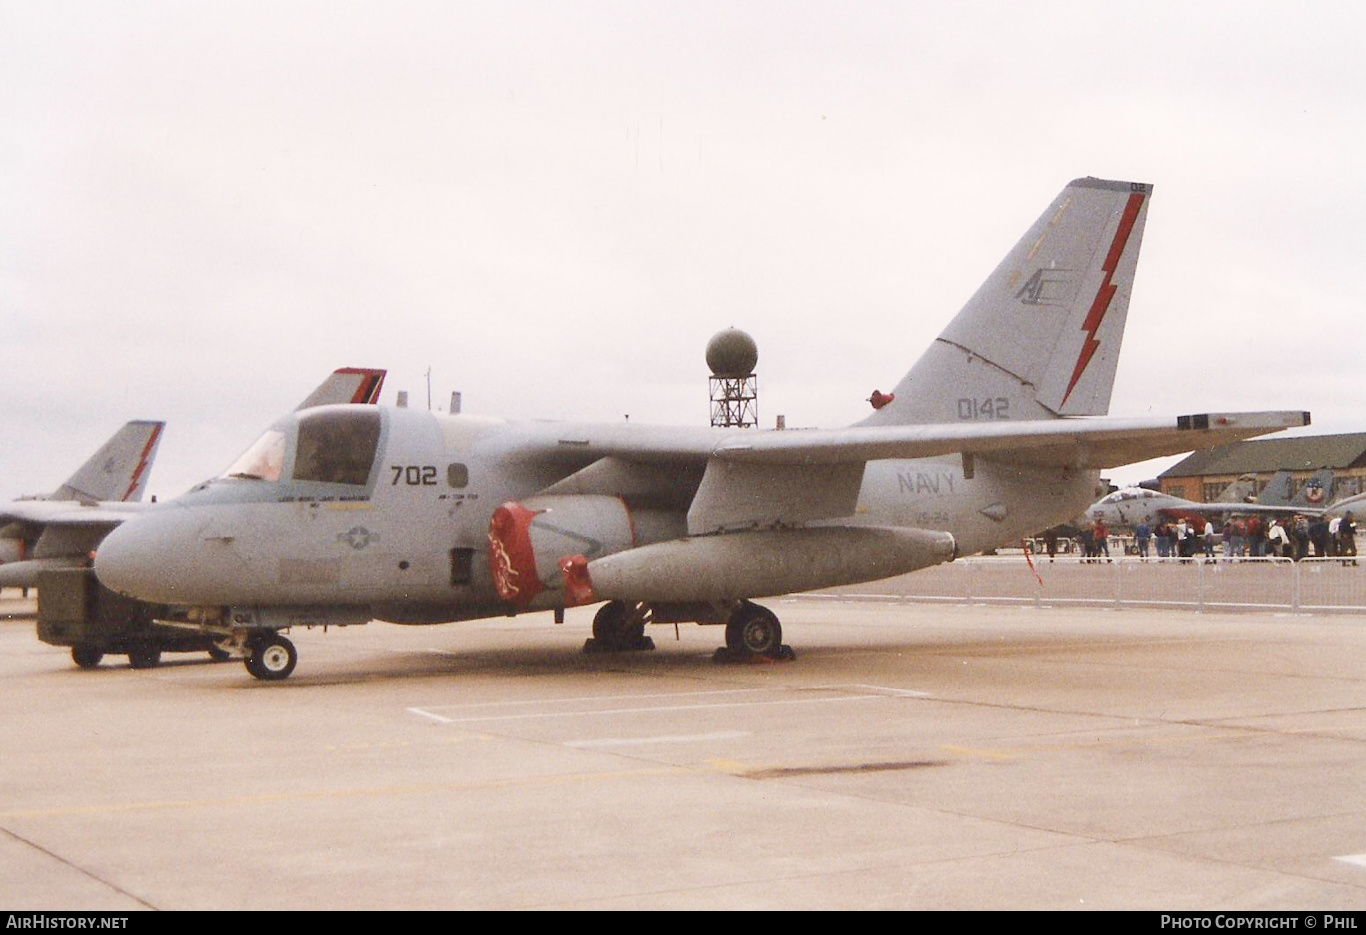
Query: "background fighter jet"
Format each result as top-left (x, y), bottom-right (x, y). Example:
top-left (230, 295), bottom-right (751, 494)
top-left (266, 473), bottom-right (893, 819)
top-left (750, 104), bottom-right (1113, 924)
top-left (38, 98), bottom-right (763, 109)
top-left (1089, 467), bottom-right (1349, 533)
top-left (0, 368), bottom-right (386, 592)
top-left (94, 178), bottom-right (1309, 681)
top-left (1086, 485), bottom-right (1318, 532)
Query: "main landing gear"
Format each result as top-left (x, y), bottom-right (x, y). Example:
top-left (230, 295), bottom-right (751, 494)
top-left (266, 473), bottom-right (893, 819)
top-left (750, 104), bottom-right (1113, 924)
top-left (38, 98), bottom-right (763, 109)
top-left (583, 601), bottom-right (655, 653)
top-left (580, 599), bottom-right (795, 662)
top-left (244, 631), bottom-right (298, 681)
top-left (715, 600), bottom-right (796, 663)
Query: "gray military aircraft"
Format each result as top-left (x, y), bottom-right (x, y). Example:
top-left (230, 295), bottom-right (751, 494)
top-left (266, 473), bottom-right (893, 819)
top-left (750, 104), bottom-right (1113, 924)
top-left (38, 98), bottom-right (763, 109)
top-left (94, 177), bottom-right (1309, 681)
top-left (0, 368), bottom-right (386, 592)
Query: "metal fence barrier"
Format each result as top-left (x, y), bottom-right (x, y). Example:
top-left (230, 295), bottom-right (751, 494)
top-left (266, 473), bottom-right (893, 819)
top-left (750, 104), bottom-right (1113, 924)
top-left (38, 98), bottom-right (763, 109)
top-left (809, 555), bottom-right (1366, 614)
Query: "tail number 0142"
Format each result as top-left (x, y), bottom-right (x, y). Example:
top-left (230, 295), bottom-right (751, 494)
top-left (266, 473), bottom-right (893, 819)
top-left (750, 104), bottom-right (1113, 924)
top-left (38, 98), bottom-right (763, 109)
top-left (957, 397), bottom-right (1009, 420)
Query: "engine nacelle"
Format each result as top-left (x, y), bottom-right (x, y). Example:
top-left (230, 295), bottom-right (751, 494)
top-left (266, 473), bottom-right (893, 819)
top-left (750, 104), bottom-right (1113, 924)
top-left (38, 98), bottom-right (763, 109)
top-left (560, 525), bottom-right (958, 605)
top-left (487, 495), bottom-right (683, 607)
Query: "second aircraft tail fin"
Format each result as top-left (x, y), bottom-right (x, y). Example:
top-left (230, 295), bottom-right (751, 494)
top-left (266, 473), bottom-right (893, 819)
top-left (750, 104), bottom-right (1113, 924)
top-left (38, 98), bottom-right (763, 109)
top-left (52, 420), bottom-right (165, 503)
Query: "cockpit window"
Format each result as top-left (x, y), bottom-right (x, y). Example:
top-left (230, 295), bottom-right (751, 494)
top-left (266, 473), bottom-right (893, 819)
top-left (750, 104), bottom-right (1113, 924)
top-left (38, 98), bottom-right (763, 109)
top-left (221, 430), bottom-right (286, 482)
top-left (292, 409), bottom-right (381, 486)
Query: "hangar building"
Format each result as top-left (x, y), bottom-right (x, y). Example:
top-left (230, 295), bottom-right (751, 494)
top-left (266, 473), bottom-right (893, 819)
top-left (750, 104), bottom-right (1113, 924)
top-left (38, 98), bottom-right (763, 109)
top-left (1159, 432), bottom-right (1366, 503)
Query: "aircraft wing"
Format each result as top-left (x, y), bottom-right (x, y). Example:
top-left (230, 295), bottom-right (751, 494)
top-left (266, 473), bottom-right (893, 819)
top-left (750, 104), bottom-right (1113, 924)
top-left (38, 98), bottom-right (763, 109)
top-left (529, 411), bottom-right (1309, 534)
top-left (1159, 502), bottom-right (1321, 519)
top-left (708, 411), bottom-right (1311, 469)
top-left (0, 500), bottom-right (153, 530)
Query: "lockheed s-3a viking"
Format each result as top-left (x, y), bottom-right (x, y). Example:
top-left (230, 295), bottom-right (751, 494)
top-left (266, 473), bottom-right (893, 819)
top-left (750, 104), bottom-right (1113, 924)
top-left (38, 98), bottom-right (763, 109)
top-left (93, 178), bottom-right (1309, 680)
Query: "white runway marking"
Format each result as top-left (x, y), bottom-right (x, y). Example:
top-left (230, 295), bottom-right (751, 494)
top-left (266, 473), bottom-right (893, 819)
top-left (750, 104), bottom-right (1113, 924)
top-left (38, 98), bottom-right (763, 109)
top-left (408, 685), bottom-right (925, 726)
top-left (565, 731), bottom-right (751, 749)
top-left (1333, 854), bottom-right (1366, 870)
top-left (409, 694), bottom-right (874, 725)
top-left (851, 684), bottom-right (932, 698)
top-left (419, 687), bottom-right (776, 713)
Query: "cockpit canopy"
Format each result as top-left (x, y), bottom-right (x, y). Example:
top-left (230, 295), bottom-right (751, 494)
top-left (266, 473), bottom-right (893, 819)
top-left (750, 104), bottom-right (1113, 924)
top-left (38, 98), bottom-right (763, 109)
top-left (1099, 488), bottom-right (1160, 505)
top-left (219, 408), bottom-right (382, 487)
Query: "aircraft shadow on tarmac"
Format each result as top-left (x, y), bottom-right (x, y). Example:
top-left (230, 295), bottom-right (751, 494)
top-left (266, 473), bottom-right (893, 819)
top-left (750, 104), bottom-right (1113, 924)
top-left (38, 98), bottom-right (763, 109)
top-left (51, 624), bottom-right (1116, 688)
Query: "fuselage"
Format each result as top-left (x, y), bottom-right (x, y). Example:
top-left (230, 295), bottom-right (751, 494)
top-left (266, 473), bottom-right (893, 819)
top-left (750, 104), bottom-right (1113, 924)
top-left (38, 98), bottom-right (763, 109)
top-left (94, 405), bottom-right (1099, 622)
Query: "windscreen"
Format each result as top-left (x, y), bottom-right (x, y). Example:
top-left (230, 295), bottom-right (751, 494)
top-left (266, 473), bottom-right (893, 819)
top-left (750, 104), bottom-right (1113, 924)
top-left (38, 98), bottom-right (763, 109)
top-left (221, 430), bottom-right (286, 482)
top-left (292, 409), bottom-right (381, 486)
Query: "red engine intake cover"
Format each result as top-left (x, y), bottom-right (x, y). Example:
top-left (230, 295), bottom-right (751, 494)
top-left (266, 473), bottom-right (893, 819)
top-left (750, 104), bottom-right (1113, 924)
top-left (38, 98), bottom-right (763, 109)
top-left (487, 502), bottom-right (545, 607)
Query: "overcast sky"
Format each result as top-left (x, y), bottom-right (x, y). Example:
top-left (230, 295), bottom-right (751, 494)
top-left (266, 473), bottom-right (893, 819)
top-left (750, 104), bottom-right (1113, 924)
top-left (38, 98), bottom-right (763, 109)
top-left (3, 1), bottom-right (1363, 501)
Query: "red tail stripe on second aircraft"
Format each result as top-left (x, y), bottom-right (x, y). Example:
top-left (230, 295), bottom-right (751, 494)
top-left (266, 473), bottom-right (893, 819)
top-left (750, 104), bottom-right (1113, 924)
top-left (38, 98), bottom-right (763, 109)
top-left (120, 423), bottom-right (164, 502)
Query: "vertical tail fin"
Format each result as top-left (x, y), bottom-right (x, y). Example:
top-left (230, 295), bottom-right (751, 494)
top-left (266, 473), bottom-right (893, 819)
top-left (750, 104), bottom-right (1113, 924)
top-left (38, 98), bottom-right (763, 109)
top-left (1258, 468), bottom-right (1334, 508)
top-left (294, 367), bottom-right (387, 410)
top-left (52, 420), bottom-right (165, 503)
top-left (1215, 474), bottom-right (1260, 503)
top-left (859, 177), bottom-right (1151, 426)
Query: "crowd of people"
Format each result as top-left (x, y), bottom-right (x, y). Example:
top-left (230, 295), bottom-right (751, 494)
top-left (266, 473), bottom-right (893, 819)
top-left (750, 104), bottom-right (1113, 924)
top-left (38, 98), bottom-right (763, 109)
top-left (1123, 511), bottom-right (1358, 562)
top-left (1036, 512), bottom-right (1359, 564)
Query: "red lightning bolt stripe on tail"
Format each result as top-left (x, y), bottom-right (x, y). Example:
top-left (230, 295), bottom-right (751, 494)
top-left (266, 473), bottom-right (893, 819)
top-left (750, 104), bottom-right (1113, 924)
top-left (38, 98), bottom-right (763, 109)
top-left (121, 423), bottom-right (163, 502)
top-left (1060, 191), bottom-right (1145, 407)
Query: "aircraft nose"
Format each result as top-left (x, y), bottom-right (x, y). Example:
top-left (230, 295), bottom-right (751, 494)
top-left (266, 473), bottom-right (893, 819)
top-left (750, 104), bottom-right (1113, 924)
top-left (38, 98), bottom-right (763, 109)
top-left (95, 505), bottom-right (206, 604)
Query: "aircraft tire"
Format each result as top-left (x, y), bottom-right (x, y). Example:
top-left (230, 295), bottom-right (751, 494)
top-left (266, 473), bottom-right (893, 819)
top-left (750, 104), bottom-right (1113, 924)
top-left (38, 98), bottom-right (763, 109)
top-left (72, 645), bottom-right (103, 669)
top-left (127, 647), bottom-right (161, 669)
top-left (588, 601), bottom-right (651, 652)
top-left (245, 633), bottom-right (297, 681)
top-left (591, 601), bottom-right (628, 641)
top-left (726, 603), bottom-right (784, 658)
